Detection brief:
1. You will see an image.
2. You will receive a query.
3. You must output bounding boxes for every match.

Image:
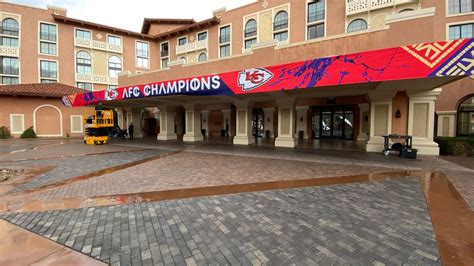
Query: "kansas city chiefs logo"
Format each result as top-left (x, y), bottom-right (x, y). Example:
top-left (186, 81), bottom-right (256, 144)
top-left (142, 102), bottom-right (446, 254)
top-left (238, 67), bottom-right (274, 91)
top-left (105, 88), bottom-right (119, 101)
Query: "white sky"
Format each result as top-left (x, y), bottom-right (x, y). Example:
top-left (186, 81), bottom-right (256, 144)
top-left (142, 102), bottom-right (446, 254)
top-left (8, 0), bottom-right (255, 32)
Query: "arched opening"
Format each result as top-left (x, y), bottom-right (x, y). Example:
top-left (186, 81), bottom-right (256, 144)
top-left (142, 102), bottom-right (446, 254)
top-left (198, 53), bottom-right (207, 62)
top-left (347, 19), bottom-right (368, 33)
top-left (457, 94), bottom-right (474, 136)
top-left (399, 8), bottom-right (414, 13)
top-left (1, 18), bottom-right (19, 47)
top-left (33, 105), bottom-right (63, 137)
top-left (108, 56), bottom-right (122, 77)
top-left (274, 11), bottom-right (289, 42)
top-left (76, 51), bottom-right (92, 74)
top-left (244, 19), bottom-right (257, 49)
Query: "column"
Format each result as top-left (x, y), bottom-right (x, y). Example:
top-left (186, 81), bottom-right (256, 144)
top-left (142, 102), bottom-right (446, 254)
top-left (275, 99), bottom-right (297, 148)
top-left (233, 101), bottom-right (254, 145)
top-left (131, 107), bottom-right (143, 138)
top-left (263, 108), bottom-right (275, 138)
top-left (357, 103), bottom-right (369, 143)
top-left (183, 104), bottom-right (204, 142)
top-left (157, 106), bottom-right (177, 140)
top-left (366, 91), bottom-right (396, 152)
top-left (222, 109), bottom-right (233, 137)
top-left (295, 106), bottom-right (309, 140)
top-left (407, 88), bottom-right (442, 155)
top-left (201, 110), bottom-right (209, 137)
top-left (436, 111), bottom-right (456, 137)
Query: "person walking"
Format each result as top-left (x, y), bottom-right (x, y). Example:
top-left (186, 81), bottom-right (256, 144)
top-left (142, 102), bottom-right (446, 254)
top-left (128, 122), bottom-right (134, 140)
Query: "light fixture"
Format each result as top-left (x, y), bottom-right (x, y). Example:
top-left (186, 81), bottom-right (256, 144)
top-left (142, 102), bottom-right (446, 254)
top-left (396, 109), bottom-right (402, 118)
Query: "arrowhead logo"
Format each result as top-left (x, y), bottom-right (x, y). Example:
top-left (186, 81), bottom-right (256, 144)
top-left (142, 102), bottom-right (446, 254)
top-left (238, 67), bottom-right (274, 91)
top-left (105, 88), bottom-right (119, 101)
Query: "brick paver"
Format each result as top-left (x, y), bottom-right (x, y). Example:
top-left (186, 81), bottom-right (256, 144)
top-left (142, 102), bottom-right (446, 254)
top-left (1, 177), bottom-right (440, 265)
top-left (29, 151), bottom-right (394, 201)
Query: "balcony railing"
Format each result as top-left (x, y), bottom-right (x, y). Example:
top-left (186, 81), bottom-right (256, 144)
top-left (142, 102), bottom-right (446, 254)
top-left (176, 39), bottom-right (208, 55)
top-left (74, 38), bottom-right (123, 53)
top-left (0, 46), bottom-right (19, 57)
top-left (346, 0), bottom-right (417, 15)
top-left (75, 73), bottom-right (118, 85)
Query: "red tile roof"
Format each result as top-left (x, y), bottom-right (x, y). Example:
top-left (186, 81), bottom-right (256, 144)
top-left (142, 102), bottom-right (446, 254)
top-left (0, 83), bottom-right (85, 98)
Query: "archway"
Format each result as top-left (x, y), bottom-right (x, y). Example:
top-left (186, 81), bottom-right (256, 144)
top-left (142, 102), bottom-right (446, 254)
top-left (457, 94), bottom-right (474, 136)
top-left (33, 104), bottom-right (63, 137)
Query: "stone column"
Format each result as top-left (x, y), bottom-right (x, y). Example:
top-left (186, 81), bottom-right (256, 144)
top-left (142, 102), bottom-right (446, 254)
top-left (233, 101), bottom-right (254, 145)
top-left (157, 106), bottom-right (177, 140)
top-left (436, 111), bottom-right (456, 137)
top-left (295, 106), bottom-right (309, 140)
top-left (263, 108), bottom-right (275, 138)
top-left (275, 99), bottom-right (297, 148)
top-left (357, 103), bottom-right (370, 143)
top-left (222, 109), bottom-right (232, 137)
top-left (201, 110), bottom-right (209, 137)
top-left (183, 105), bottom-right (204, 142)
top-left (366, 91), bottom-right (396, 152)
top-left (407, 88), bottom-right (442, 155)
top-left (131, 107), bottom-right (143, 138)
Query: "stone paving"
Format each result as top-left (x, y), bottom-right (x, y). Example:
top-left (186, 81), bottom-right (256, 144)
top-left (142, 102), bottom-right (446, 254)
top-left (1, 177), bottom-right (441, 265)
top-left (28, 151), bottom-right (394, 202)
top-left (3, 149), bottom-right (167, 193)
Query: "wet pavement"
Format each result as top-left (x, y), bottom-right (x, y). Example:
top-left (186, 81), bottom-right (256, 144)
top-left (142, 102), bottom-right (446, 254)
top-left (0, 139), bottom-right (472, 265)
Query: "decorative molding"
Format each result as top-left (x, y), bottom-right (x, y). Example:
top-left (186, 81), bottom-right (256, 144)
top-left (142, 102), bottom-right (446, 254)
top-left (385, 7), bottom-right (436, 24)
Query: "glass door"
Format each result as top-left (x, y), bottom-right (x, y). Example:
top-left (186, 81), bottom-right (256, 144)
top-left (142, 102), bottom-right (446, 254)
top-left (252, 109), bottom-right (264, 137)
top-left (312, 105), bottom-right (354, 140)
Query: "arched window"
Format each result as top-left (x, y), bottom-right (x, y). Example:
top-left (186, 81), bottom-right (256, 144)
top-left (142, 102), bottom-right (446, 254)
top-left (198, 53), bottom-right (207, 62)
top-left (399, 8), bottom-right (414, 13)
top-left (76, 51), bottom-right (92, 74)
top-left (108, 56), bottom-right (122, 77)
top-left (347, 19), bottom-right (368, 33)
top-left (1, 18), bottom-right (19, 47)
top-left (244, 19), bottom-right (257, 49)
top-left (179, 56), bottom-right (187, 64)
top-left (457, 95), bottom-right (474, 136)
top-left (274, 11), bottom-right (289, 42)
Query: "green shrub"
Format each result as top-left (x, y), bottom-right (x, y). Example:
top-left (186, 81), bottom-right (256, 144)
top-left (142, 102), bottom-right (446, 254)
top-left (435, 137), bottom-right (474, 157)
top-left (20, 127), bottom-right (37, 139)
top-left (0, 126), bottom-right (10, 139)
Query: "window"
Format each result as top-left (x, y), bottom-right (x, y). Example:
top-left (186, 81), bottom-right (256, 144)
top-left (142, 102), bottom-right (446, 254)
top-left (197, 31), bottom-right (208, 41)
top-left (77, 82), bottom-right (93, 91)
top-left (178, 37), bottom-right (187, 46)
top-left (307, 0), bottom-right (325, 40)
top-left (274, 11), bottom-right (289, 42)
top-left (198, 52), bottom-right (207, 62)
top-left (448, 0), bottom-right (474, 15)
top-left (40, 60), bottom-right (57, 83)
top-left (71, 115), bottom-right (83, 133)
top-left (108, 35), bottom-right (121, 46)
top-left (0, 56), bottom-right (19, 85)
top-left (1, 18), bottom-right (19, 47)
top-left (39, 23), bottom-right (57, 55)
top-left (179, 56), bottom-right (187, 64)
top-left (108, 56), bottom-right (122, 77)
top-left (449, 23), bottom-right (474, 40)
top-left (219, 25), bottom-right (231, 57)
top-left (457, 95), bottom-right (474, 136)
top-left (399, 8), bottom-right (414, 13)
top-left (76, 51), bottom-right (92, 74)
top-left (75, 29), bottom-right (91, 39)
top-left (244, 20), bottom-right (257, 49)
top-left (136, 41), bottom-right (149, 68)
top-left (10, 114), bottom-right (24, 134)
top-left (161, 42), bottom-right (169, 68)
top-left (347, 19), bottom-right (368, 33)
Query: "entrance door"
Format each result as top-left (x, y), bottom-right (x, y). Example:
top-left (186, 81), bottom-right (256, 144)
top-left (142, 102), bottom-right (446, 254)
top-left (252, 109), bottom-right (264, 137)
top-left (312, 106), bottom-right (354, 140)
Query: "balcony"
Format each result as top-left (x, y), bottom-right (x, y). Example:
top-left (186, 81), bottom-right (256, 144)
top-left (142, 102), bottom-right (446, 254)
top-left (0, 46), bottom-right (19, 57)
top-left (74, 38), bottom-right (123, 54)
top-left (176, 39), bottom-right (208, 55)
top-left (75, 73), bottom-right (118, 85)
top-left (346, 0), bottom-right (418, 16)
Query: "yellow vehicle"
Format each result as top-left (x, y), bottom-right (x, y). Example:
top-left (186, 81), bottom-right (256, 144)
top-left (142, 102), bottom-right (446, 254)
top-left (83, 109), bottom-right (114, 145)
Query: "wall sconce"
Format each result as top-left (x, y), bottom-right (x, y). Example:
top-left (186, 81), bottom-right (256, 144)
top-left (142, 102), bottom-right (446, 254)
top-left (396, 109), bottom-right (402, 119)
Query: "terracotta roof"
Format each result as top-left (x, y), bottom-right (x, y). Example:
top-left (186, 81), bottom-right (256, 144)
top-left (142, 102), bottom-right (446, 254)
top-left (141, 18), bottom-right (196, 34)
top-left (0, 83), bottom-right (85, 97)
top-left (52, 14), bottom-right (154, 40)
top-left (154, 17), bottom-right (221, 40)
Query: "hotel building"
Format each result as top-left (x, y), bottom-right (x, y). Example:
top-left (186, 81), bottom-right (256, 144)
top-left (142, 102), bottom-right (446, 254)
top-left (1, 0), bottom-right (474, 154)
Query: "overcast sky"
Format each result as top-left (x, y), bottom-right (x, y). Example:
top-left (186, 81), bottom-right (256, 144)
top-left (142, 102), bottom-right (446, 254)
top-left (9, 0), bottom-right (255, 32)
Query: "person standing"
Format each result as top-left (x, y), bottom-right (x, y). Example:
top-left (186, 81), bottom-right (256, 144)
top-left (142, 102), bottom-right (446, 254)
top-left (128, 122), bottom-right (134, 140)
top-left (225, 119), bottom-right (229, 137)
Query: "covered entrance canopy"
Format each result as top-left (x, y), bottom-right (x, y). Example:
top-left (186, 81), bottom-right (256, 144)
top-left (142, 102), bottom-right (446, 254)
top-left (62, 38), bottom-right (474, 108)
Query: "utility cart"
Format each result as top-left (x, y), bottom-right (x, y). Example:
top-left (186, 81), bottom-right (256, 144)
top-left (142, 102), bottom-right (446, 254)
top-left (83, 110), bottom-right (114, 145)
top-left (382, 134), bottom-right (417, 158)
